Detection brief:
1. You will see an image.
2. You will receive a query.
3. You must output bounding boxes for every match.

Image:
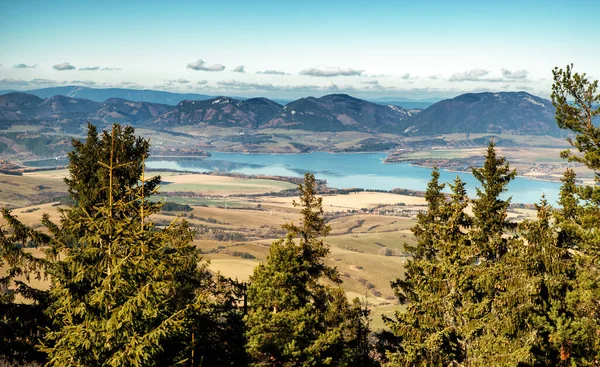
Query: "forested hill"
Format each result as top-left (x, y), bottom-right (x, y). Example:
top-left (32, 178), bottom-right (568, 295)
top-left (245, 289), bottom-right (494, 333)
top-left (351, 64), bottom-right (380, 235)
top-left (403, 91), bottom-right (561, 136)
top-left (0, 90), bottom-right (563, 136)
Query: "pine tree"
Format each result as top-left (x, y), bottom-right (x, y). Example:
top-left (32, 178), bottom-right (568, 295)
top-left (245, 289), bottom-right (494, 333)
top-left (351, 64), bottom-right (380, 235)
top-left (470, 141), bottom-right (517, 261)
top-left (460, 141), bottom-right (524, 364)
top-left (386, 171), bottom-right (473, 366)
top-left (246, 173), bottom-right (372, 366)
top-left (0, 123), bottom-right (247, 366)
top-left (65, 123), bottom-right (160, 216)
top-left (551, 64), bottom-right (600, 365)
top-left (0, 209), bottom-right (51, 365)
top-left (38, 127), bottom-right (208, 366)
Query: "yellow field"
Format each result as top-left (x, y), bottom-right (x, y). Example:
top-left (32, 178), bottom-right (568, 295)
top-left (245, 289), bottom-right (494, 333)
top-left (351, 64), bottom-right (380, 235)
top-left (159, 174), bottom-right (296, 195)
top-left (265, 192), bottom-right (426, 212)
top-left (208, 259), bottom-right (261, 281)
top-left (0, 172), bottom-right (68, 208)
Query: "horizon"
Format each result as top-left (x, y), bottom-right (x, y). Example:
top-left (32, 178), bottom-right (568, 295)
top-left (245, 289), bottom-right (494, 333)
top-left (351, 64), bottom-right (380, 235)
top-left (0, 84), bottom-right (547, 105)
top-left (1, 0), bottom-right (599, 100)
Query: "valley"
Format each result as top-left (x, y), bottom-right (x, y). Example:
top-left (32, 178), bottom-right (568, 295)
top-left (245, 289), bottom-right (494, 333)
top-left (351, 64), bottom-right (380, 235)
top-left (0, 163), bottom-right (542, 329)
top-left (0, 87), bottom-right (586, 330)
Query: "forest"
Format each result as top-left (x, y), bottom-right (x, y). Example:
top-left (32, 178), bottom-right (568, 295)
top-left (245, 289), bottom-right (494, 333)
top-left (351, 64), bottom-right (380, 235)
top-left (1, 66), bottom-right (599, 366)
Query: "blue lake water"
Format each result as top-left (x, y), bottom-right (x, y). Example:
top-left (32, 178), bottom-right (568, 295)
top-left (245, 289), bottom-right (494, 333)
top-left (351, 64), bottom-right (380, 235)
top-left (142, 152), bottom-right (562, 204)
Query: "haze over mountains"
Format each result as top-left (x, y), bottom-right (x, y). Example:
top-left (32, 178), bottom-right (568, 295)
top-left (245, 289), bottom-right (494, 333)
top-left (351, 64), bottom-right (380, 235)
top-left (0, 88), bottom-right (562, 136)
top-left (0, 86), bottom-right (213, 105)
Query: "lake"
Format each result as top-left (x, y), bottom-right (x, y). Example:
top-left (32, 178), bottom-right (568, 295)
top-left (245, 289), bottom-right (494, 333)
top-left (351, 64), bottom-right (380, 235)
top-left (25, 152), bottom-right (562, 204)
top-left (141, 152), bottom-right (562, 204)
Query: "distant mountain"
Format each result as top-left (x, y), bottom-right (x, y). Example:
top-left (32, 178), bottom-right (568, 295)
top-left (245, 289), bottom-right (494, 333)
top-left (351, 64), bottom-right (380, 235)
top-left (0, 93), bottom-right (45, 121)
top-left (21, 86), bottom-right (213, 105)
top-left (405, 92), bottom-right (561, 136)
top-left (0, 91), bottom-right (565, 137)
top-left (262, 94), bottom-right (410, 133)
top-left (152, 97), bottom-right (282, 128)
top-left (103, 98), bottom-right (174, 123)
top-left (0, 92), bottom-right (175, 126)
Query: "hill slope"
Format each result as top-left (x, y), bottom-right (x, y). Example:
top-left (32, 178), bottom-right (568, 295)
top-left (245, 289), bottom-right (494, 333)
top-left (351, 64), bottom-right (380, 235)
top-left (405, 91), bottom-right (560, 136)
top-left (262, 94), bottom-right (410, 133)
top-left (0, 92), bottom-right (176, 126)
top-left (151, 97), bottom-right (282, 128)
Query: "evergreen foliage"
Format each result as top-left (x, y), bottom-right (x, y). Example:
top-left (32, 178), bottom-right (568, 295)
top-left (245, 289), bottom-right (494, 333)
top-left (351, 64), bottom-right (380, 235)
top-left (0, 209), bottom-right (50, 365)
top-left (551, 65), bottom-right (600, 364)
top-left (1, 124), bottom-right (247, 366)
top-left (382, 65), bottom-right (600, 366)
top-left (386, 171), bottom-right (470, 366)
top-left (246, 173), bottom-right (375, 366)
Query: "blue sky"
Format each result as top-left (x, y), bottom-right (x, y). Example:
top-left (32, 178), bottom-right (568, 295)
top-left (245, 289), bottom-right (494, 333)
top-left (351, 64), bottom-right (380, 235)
top-left (1, 0), bottom-right (599, 100)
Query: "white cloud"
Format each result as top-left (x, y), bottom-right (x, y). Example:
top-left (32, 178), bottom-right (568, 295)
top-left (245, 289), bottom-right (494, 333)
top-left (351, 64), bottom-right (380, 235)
top-left (449, 69), bottom-right (503, 82)
top-left (300, 66), bottom-right (364, 77)
top-left (53, 62), bottom-right (76, 71)
top-left (449, 68), bottom-right (530, 82)
top-left (69, 80), bottom-right (97, 86)
top-left (30, 78), bottom-right (58, 85)
top-left (217, 80), bottom-right (319, 92)
top-left (78, 66), bottom-right (123, 71)
top-left (14, 63), bottom-right (37, 69)
top-left (187, 59), bottom-right (225, 71)
top-left (361, 80), bottom-right (380, 85)
top-left (233, 65), bottom-right (245, 73)
top-left (257, 69), bottom-right (288, 75)
top-left (400, 73), bottom-right (411, 80)
top-left (0, 78), bottom-right (30, 87)
top-left (165, 78), bottom-right (190, 84)
top-left (501, 69), bottom-right (528, 80)
top-left (197, 80), bottom-right (208, 85)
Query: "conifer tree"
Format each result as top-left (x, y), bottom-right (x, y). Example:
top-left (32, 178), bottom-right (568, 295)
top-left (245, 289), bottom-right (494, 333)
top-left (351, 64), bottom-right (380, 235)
top-left (38, 127), bottom-right (207, 366)
top-left (386, 171), bottom-right (472, 365)
top-left (510, 196), bottom-right (578, 365)
top-left (551, 64), bottom-right (600, 364)
top-left (1, 123), bottom-right (247, 366)
top-left (65, 123), bottom-right (160, 216)
top-left (0, 209), bottom-right (51, 365)
top-left (459, 141), bottom-right (523, 364)
top-left (470, 141), bottom-right (517, 261)
top-left (246, 173), bottom-right (372, 366)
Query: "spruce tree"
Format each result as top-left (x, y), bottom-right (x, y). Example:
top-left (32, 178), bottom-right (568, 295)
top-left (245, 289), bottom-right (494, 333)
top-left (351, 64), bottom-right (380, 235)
top-left (38, 127), bottom-right (206, 366)
top-left (65, 123), bottom-right (160, 216)
top-left (246, 173), bottom-right (372, 366)
top-left (460, 141), bottom-right (524, 364)
top-left (551, 64), bottom-right (600, 364)
top-left (0, 209), bottom-right (51, 365)
top-left (1, 123), bottom-right (247, 366)
top-left (386, 171), bottom-right (472, 365)
top-left (470, 141), bottom-right (517, 261)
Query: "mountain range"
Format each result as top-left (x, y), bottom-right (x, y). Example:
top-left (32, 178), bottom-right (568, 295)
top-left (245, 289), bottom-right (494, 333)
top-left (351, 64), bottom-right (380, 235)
top-left (4, 86), bottom-right (213, 105)
top-left (0, 90), bottom-right (562, 136)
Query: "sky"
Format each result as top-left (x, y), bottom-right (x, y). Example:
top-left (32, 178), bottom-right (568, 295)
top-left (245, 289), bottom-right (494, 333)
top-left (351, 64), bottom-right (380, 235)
top-left (1, 0), bottom-right (599, 100)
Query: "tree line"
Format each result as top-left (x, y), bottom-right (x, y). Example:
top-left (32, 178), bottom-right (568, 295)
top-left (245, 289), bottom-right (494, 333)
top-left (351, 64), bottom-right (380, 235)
top-left (1, 64), bottom-right (599, 366)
